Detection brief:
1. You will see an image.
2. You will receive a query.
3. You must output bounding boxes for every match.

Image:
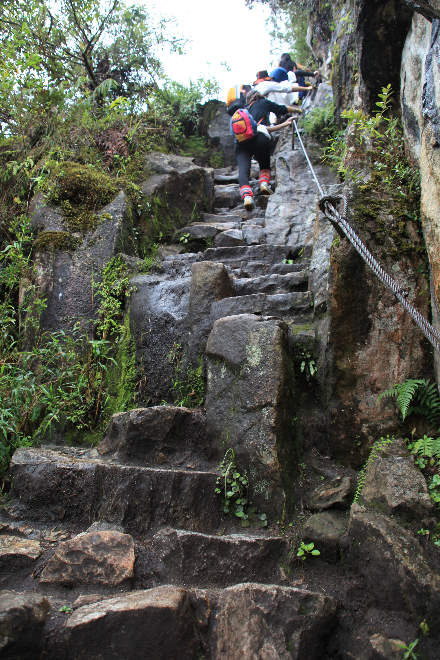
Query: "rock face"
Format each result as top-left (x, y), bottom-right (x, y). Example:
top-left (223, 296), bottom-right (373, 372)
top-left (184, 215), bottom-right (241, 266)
top-left (142, 151), bottom-right (214, 236)
top-left (206, 313), bottom-right (295, 514)
top-left (0, 591), bottom-right (50, 658)
top-left (200, 100), bottom-right (235, 166)
top-left (30, 191), bottom-right (133, 332)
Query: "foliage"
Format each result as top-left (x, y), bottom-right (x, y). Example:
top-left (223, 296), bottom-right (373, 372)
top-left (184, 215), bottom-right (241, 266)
top-left (378, 378), bottom-right (440, 427)
top-left (296, 540), bottom-right (320, 560)
top-left (93, 256), bottom-right (132, 340)
top-left (378, 378), bottom-right (440, 514)
top-left (152, 78), bottom-right (220, 142)
top-left (215, 448), bottom-right (249, 520)
top-left (396, 638), bottom-right (419, 660)
top-left (0, 219), bottom-right (134, 477)
top-left (167, 343), bottom-right (204, 408)
top-left (294, 345), bottom-right (317, 382)
top-left (59, 605), bottom-right (73, 614)
top-left (353, 436), bottom-right (394, 503)
top-left (301, 102), bottom-right (339, 144)
top-left (247, 0), bottom-right (315, 66)
top-left (0, 0), bottom-right (185, 135)
top-left (325, 85), bottom-right (420, 200)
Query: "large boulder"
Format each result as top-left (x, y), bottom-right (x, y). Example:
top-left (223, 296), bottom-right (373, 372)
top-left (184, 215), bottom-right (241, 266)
top-left (205, 314), bottom-right (296, 516)
top-left (360, 438), bottom-right (433, 517)
top-left (200, 100), bottom-right (235, 167)
top-left (40, 530), bottom-right (135, 587)
top-left (141, 152), bottom-right (214, 246)
top-left (349, 504), bottom-right (440, 623)
top-left (212, 583), bottom-right (336, 660)
top-left (186, 261), bottom-right (234, 362)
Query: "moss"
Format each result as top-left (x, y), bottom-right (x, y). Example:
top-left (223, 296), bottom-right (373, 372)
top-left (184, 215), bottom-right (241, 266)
top-left (48, 161), bottom-right (118, 232)
top-left (209, 151), bottom-right (225, 168)
top-left (139, 193), bottom-right (184, 253)
top-left (352, 180), bottom-right (423, 258)
top-left (33, 231), bottom-right (79, 252)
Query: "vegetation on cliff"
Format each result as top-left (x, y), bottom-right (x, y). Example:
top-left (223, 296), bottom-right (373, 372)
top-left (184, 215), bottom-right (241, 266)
top-left (0, 0), bottom-right (219, 477)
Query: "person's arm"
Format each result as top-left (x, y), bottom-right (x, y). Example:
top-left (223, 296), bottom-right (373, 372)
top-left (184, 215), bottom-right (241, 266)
top-left (285, 105), bottom-right (303, 114)
top-left (267, 117), bottom-right (293, 132)
top-left (295, 68), bottom-right (319, 77)
top-left (290, 84), bottom-right (311, 92)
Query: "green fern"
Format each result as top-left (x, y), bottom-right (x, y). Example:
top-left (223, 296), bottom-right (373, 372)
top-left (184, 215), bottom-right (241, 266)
top-left (411, 435), bottom-right (440, 459)
top-left (353, 436), bottom-right (394, 503)
top-left (378, 378), bottom-right (440, 425)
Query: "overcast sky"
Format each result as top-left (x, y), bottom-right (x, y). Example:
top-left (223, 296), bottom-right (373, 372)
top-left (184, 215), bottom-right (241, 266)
top-left (144, 0), bottom-right (289, 101)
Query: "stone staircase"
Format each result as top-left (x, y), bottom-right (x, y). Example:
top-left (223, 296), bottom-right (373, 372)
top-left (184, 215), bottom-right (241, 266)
top-left (0, 148), bottom-right (346, 659)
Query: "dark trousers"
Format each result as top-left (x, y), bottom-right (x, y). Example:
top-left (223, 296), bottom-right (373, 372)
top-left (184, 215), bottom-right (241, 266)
top-left (236, 133), bottom-right (271, 188)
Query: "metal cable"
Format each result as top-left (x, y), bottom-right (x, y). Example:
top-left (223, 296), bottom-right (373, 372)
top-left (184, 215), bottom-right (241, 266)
top-left (292, 120), bottom-right (440, 354)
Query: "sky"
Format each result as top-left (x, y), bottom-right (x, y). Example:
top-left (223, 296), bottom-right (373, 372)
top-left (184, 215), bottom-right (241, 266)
top-left (143, 0), bottom-right (289, 102)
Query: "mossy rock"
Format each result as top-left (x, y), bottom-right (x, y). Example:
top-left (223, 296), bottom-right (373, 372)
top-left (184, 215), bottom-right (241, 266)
top-left (33, 231), bottom-right (79, 252)
top-left (48, 161), bottom-right (118, 231)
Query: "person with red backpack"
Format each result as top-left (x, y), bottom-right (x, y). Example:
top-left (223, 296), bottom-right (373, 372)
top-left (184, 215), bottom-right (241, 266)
top-left (227, 90), bottom-right (297, 210)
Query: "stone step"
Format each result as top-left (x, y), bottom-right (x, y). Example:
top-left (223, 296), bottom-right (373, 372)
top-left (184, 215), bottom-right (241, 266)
top-left (201, 244), bottom-right (292, 267)
top-left (175, 222), bottom-right (239, 241)
top-left (234, 259), bottom-right (307, 278)
top-left (136, 528), bottom-right (288, 588)
top-left (214, 184), bottom-right (241, 208)
top-left (241, 224), bottom-right (266, 246)
top-left (214, 229), bottom-right (245, 247)
top-left (9, 447), bottom-right (222, 535)
top-left (211, 291), bottom-right (313, 322)
top-left (200, 212), bottom-right (242, 224)
top-left (98, 406), bottom-right (217, 469)
top-left (42, 583), bottom-right (337, 660)
top-left (233, 271), bottom-right (308, 296)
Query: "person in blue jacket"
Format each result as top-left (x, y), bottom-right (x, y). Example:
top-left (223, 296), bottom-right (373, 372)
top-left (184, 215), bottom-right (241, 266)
top-left (271, 53), bottom-right (318, 100)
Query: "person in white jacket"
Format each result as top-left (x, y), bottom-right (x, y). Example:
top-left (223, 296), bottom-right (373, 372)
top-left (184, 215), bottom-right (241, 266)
top-left (252, 70), bottom-right (310, 107)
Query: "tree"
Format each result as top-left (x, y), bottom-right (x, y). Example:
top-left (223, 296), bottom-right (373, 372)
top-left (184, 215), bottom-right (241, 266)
top-left (246, 0), bottom-right (315, 66)
top-left (0, 0), bottom-right (185, 135)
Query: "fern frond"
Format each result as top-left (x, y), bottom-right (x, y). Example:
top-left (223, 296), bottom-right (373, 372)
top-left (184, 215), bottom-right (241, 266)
top-left (378, 379), bottom-right (433, 422)
top-left (396, 379), bottom-right (426, 420)
top-left (432, 437), bottom-right (440, 458)
top-left (412, 435), bottom-right (434, 458)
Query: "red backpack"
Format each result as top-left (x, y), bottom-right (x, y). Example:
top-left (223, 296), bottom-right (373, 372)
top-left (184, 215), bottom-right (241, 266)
top-left (230, 108), bottom-right (258, 142)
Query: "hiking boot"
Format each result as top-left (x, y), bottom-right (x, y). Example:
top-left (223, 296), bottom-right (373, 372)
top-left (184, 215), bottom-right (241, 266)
top-left (243, 195), bottom-right (254, 210)
top-left (259, 182), bottom-right (273, 195)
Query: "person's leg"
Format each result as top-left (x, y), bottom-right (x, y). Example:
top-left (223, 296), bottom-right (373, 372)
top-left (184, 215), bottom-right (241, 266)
top-left (253, 134), bottom-right (272, 194)
top-left (236, 144), bottom-right (253, 205)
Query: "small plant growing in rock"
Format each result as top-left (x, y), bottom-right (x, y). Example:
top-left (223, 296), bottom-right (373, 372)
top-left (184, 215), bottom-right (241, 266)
top-left (167, 342), bottom-right (204, 408)
top-left (215, 448), bottom-right (248, 520)
top-left (396, 638), bottom-right (419, 660)
top-left (353, 436), bottom-right (393, 503)
top-left (59, 605), bottom-right (73, 614)
top-left (296, 541), bottom-right (320, 560)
